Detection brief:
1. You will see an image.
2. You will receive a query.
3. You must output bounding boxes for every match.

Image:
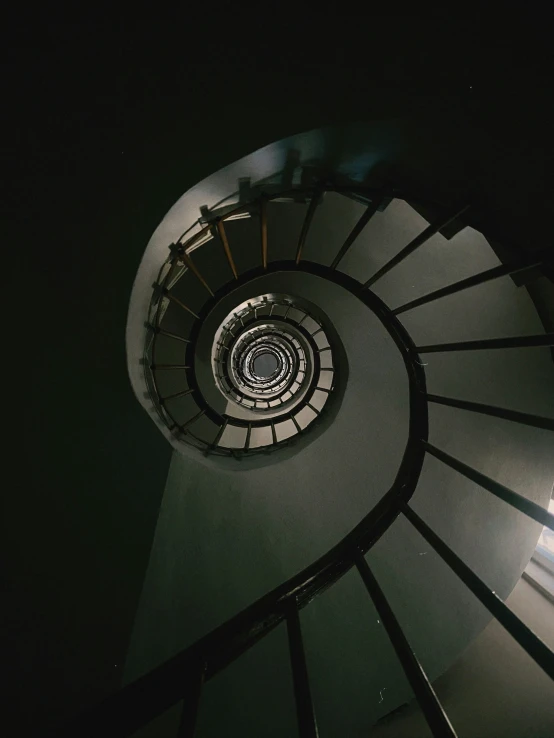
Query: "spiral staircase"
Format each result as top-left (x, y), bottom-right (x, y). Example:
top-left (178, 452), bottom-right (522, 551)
top-left (51, 131), bottom-right (554, 737)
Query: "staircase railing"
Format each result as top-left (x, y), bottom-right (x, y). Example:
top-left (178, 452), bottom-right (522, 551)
top-left (54, 185), bottom-right (554, 737)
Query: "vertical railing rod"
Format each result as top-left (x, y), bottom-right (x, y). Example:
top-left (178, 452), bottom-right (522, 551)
top-left (355, 555), bottom-right (457, 737)
top-left (416, 333), bottom-right (554, 353)
top-left (330, 195), bottom-right (383, 270)
top-left (423, 441), bottom-right (554, 529)
top-left (286, 602), bottom-right (319, 737)
top-left (161, 388), bottom-right (194, 403)
top-left (151, 364), bottom-right (191, 371)
top-left (156, 328), bottom-right (191, 344)
top-left (164, 291), bottom-right (200, 320)
top-left (392, 260), bottom-right (542, 315)
top-left (427, 394), bottom-right (554, 431)
top-left (401, 503), bottom-right (554, 680)
top-left (217, 220), bottom-right (238, 279)
top-left (210, 418), bottom-right (228, 453)
top-left (261, 198), bottom-right (268, 269)
top-left (177, 659), bottom-right (206, 738)
top-left (296, 192), bottom-right (321, 264)
top-left (180, 410), bottom-right (206, 432)
top-left (363, 204), bottom-right (470, 288)
top-left (179, 250), bottom-right (214, 296)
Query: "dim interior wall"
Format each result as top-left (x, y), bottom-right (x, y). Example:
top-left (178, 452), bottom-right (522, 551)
top-left (125, 215), bottom-right (553, 736)
top-left (371, 577), bottom-right (554, 738)
top-left (8, 23), bottom-right (554, 738)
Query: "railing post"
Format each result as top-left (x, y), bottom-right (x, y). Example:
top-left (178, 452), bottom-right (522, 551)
top-left (391, 259), bottom-right (542, 315)
top-left (217, 219), bottom-right (238, 279)
top-left (400, 503), bottom-right (554, 680)
top-left (422, 441), bottom-right (554, 530)
top-left (355, 554), bottom-right (457, 737)
top-left (427, 393), bottom-right (554, 431)
top-left (177, 658), bottom-right (206, 737)
top-left (296, 192), bottom-right (321, 265)
top-left (177, 248), bottom-right (214, 296)
top-left (363, 204), bottom-right (470, 288)
top-left (260, 197), bottom-right (268, 269)
top-left (330, 195), bottom-right (384, 270)
top-left (286, 601), bottom-right (319, 737)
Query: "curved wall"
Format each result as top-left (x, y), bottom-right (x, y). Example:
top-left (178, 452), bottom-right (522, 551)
top-left (125, 184), bottom-right (554, 736)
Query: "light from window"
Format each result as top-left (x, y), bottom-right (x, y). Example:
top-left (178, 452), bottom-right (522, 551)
top-left (536, 498), bottom-right (554, 564)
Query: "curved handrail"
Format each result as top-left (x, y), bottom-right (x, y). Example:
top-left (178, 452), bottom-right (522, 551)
top-left (145, 185), bottom-right (405, 455)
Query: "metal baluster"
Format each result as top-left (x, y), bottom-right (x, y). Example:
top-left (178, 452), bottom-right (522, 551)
top-left (217, 220), bottom-right (238, 279)
top-left (427, 394), bottom-right (554, 431)
top-left (151, 364), bottom-right (191, 371)
top-left (286, 603), bottom-right (318, 737)
top-left (177, 659), bottom-right (206, 738)
top-left (178, 249), bottom-right (214, 296)
top-left (401, 503), bottom-right (554, 680)
top-left (261, 198), bottom-right (268, 269)
top-left (330, 196), bottom-right (384, 270)
top-left (417, 333), bottom-right (554, 353)
top-left (180, 410), bottom-right (206, 432)
top-left (156, 328), bottom-right (191, 344)
top-left (355, 555), bottom-right (457, 737)
top-left (164, 290), bottom-right (200, 320)
top-left (212, 418), bottom-right (229, 448)
top-left (161, 388), bottom-right (194, 403)
top-left (363, 205), bottom-right (470, 289)
top-left (392, 260), bottom-right (542, 315)
top-left (296, 193), bottom-right (321, 264)
top-left (423, 442), bottom-right (554, 529)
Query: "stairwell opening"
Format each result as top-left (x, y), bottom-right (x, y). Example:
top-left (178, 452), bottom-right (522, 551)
top-left (120, 129), bottom-right (554, 738)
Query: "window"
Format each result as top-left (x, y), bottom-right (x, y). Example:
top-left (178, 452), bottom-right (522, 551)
top-left (533, 497), bottom-right (554, 573)
top-left (523, 495), bottom-right (554, 602)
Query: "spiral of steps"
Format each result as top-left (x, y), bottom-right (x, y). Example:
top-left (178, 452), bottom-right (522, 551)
top-left (57, 132), bottom-right (554, 737)
top-left (148, 281), bottom-right (338, 455)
